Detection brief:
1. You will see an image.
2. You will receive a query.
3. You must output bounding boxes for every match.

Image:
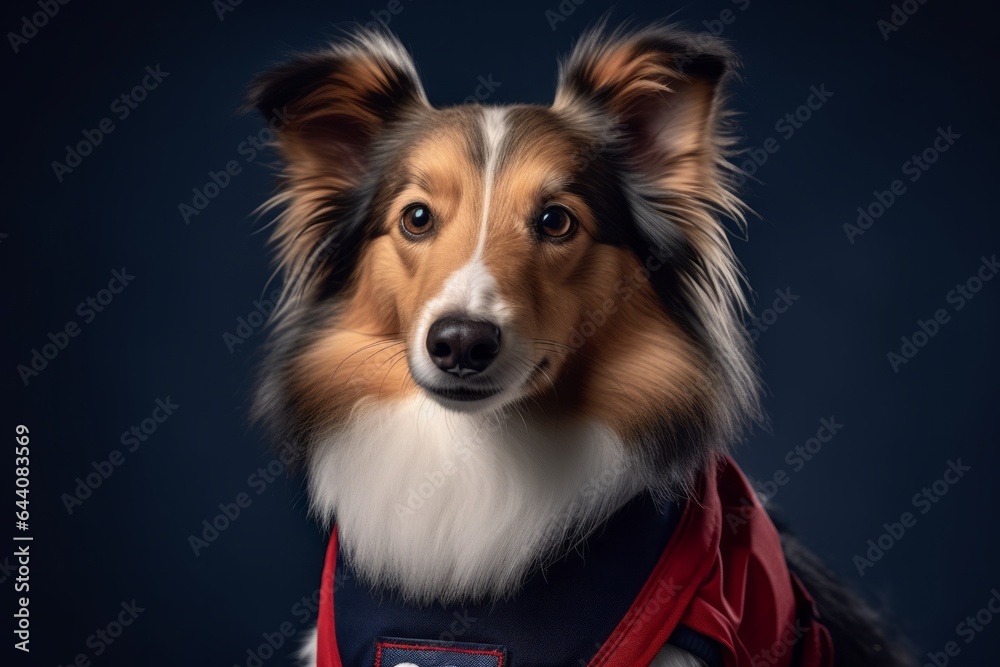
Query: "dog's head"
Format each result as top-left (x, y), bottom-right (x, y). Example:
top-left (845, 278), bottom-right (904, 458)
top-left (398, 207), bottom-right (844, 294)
top-left (250, 25), bottom-right (758, 491)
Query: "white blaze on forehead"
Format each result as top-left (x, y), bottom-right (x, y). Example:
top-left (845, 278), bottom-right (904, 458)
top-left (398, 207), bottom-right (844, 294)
top-left (474, 107), bottom-right (508, 260)
top-left (423, 259), bottom-right (502, 322)
top-left (407, 108), bottom-right (514, 391)
top-left (413, 108), bottom-right (509, 325)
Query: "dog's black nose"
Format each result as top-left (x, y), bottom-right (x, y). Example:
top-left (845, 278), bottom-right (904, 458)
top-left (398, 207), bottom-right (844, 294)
top-left (426, 317), bottom-right (501, 375)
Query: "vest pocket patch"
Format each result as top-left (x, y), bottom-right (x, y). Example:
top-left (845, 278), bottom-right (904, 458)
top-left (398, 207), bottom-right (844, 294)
top-left (374, 637), bottom-right (506, 667)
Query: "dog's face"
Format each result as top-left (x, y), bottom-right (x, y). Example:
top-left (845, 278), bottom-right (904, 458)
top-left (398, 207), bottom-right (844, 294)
top-left (250, 27), bottom-right (758, 486)
top-left (313, 107), bottom-right (612, 409)
top-left (292, 105), bottom-right (681, 415)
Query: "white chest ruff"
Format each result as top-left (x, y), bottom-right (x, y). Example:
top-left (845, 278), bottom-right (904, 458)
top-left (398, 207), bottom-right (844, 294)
top-left (306, 397), bottom-right (648, 605)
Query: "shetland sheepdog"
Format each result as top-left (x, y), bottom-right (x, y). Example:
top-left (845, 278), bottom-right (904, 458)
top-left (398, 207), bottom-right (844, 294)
top-left (247, 24), bottom-right (913, 667)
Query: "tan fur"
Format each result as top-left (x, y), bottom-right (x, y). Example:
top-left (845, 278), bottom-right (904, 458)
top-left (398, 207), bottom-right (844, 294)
top-left (277, 105), bottom-right (713, 452)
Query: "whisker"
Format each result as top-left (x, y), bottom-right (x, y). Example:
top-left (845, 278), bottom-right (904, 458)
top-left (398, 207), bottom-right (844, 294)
top-left (513, 403), bottom-right (529, 434)
top-left (398, 359), bottom-right (417, 395)
top-left (327, 328), bottom-right (404, 337)
top-left (378, 350), bottom-right (410, 401)
top-left (532, 339), bottom-right (627, 393)
top-left (329, 338), bottom-right (405, 383)
top-left (536, 365), bottom-right (560, 410)
top-left (341, 341), bottom-right (406, 388)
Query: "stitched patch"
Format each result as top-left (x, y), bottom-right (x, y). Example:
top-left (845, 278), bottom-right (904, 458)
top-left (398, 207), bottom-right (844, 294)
top-left (374, 637), bottom-right (505, 667)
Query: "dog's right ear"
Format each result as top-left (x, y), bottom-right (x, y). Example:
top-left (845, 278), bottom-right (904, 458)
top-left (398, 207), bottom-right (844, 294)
top-left (247, 30), bottom-right (428, 189)
top-left (245, 30), bottom-right (429, 289)
top-left (247, 30), bottom-right (428, 188)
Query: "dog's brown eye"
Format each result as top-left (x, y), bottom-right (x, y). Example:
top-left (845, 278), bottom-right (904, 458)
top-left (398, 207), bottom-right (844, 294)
top-left (536, 206), bottom-right (577, 240)
top-left (401, 204), bottom-right (433, 237)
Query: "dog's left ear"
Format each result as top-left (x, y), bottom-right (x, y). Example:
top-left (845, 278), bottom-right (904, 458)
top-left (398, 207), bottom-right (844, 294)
top-left (554, 25), bottom-right (735, 197)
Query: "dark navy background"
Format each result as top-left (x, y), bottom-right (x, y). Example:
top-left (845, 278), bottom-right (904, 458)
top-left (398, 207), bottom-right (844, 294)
top-left (2, 0), bottom-right (998, 665)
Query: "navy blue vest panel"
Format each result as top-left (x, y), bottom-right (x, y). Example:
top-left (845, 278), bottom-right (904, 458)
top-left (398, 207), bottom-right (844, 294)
top-left (374, 636), bottom-right (506, 666)
top-left (332, 493), bottom-right (722, 667)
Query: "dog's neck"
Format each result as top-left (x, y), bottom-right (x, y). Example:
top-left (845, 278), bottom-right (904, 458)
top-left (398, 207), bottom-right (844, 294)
top-left (307, 397), bottom-right (652, 604)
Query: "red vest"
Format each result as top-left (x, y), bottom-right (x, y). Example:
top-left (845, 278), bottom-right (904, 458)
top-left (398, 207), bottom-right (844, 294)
top-left (316, 456), bottom-right (834, 666)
